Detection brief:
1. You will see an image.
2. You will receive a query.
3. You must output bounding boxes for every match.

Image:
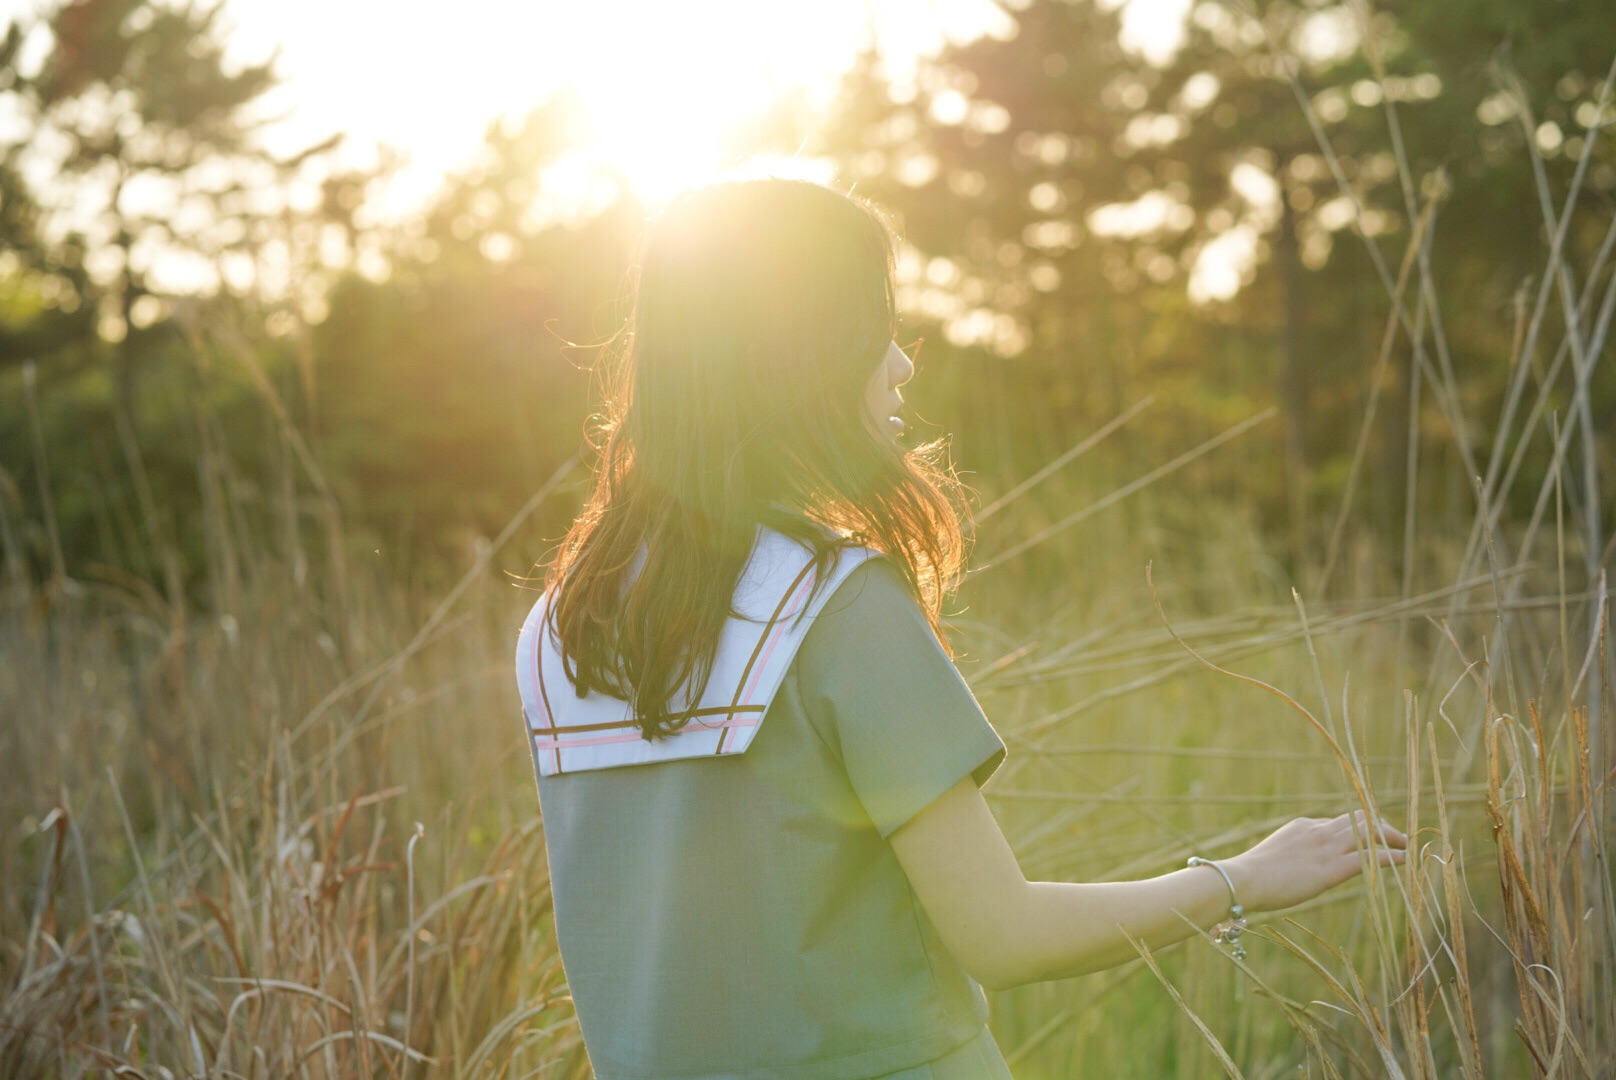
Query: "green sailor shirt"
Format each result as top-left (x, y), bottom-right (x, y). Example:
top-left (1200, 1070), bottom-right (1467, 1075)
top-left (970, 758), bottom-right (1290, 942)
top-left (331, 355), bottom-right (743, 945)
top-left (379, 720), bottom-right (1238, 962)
top-left (516, 540), bottom-right (1007, 1080)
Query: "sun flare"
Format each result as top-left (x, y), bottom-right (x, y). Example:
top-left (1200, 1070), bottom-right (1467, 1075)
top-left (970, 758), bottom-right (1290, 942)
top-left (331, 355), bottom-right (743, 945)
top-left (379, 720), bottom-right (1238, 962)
top-left (216, 0), bottom-right (1014, 214)
top-left (541, 0), bottom-right (871, 205)
top-left (561, 73), bottom-right (764, 208)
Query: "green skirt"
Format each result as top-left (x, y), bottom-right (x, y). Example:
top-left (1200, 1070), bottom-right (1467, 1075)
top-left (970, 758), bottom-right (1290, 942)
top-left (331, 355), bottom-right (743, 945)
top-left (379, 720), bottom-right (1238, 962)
top-left (876, 1027), bottom-right (1013, 1079)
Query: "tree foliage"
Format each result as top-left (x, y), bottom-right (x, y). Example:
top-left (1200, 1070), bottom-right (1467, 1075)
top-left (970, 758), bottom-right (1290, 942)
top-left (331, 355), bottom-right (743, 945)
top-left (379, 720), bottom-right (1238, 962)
top-left (810, 0), bottom-right (1616, 566)
top-left (1, 0), bottom-right (1612, 589)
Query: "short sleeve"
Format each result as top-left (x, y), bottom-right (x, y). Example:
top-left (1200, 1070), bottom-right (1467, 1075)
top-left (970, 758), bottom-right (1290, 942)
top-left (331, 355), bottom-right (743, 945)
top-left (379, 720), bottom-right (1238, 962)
top-left (795, 558), bottom-right (1006, 838)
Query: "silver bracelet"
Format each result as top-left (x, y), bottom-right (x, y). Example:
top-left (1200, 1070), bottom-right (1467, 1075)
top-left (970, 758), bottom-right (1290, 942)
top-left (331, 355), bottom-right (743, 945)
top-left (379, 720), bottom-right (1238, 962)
top-left (1187, 856), bottom-right (1248, 960)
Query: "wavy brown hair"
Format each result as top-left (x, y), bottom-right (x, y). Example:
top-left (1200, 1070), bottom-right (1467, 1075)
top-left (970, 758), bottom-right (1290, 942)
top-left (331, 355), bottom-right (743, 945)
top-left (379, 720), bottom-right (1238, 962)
top-left (547, 178), bottom-right (967, 739)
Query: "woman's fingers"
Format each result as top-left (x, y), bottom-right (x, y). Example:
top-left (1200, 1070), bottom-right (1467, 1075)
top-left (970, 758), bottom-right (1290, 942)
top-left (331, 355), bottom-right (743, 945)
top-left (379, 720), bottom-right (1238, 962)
top-left (1241, 812), bottom-right (1414, 909)
top-left (1334, 811), bottom-right (1409, 848)
top-left (1366, 818), bottom-right (1408, 846)
top-left (1334, 845), bottom-right (1407, 880)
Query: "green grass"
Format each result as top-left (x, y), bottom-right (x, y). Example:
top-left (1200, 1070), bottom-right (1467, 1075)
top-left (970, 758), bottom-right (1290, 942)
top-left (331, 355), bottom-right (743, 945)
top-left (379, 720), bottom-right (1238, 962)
top-left (3, 35), bottom-right (1614, 1079)
top-left (2, 428), bottom-right (1609, 1076)
top-left (963, 498), bottom-right (1611, 1077)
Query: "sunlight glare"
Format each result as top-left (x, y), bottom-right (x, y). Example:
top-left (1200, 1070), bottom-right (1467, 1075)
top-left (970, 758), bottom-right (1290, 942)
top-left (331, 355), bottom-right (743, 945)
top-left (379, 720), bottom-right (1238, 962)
top-left (546, 1), bottom-right (771, 205)
top-left (1, 0), bottom-right (1208, 217)
top-left (541, 0), bottom-right (1000, 207)
top-left (209, 0), bottom-right (1013, 216)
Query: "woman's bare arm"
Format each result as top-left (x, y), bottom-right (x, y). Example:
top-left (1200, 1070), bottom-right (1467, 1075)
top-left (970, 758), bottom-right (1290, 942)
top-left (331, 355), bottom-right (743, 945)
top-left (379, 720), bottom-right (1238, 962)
top-left (888, 778), bottom-right (1407, 991)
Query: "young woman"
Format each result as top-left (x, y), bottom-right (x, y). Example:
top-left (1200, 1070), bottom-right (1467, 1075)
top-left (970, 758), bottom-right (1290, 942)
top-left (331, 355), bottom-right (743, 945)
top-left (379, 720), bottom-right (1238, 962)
top-left (515, 178), bottom-right (1407, 1079)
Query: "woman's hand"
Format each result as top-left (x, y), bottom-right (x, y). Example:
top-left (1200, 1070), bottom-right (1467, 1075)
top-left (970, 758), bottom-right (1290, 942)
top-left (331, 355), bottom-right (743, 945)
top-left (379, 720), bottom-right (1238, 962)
top-left (893, 783), bottom-right (1413, 988)
top-left (1222, 810), bottom-right (1408, 914)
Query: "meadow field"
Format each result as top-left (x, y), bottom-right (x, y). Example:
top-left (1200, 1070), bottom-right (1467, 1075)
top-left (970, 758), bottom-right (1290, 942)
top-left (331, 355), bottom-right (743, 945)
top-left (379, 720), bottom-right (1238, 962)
top-left (3, 0), bottom-right (1615, 1075)
top-left (3, 291), bottom-right (1612, 1077)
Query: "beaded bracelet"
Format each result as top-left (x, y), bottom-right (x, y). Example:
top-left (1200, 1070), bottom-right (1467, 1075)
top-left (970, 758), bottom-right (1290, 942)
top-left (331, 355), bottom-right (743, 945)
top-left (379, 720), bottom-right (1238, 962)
top-left (1187, 856), bottom-right (1248, 960)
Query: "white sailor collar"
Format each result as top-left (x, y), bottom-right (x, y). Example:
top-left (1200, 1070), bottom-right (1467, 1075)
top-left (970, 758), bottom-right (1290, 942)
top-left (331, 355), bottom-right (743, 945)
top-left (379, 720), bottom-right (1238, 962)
top-left (516, 526), bottom-right (877, 777)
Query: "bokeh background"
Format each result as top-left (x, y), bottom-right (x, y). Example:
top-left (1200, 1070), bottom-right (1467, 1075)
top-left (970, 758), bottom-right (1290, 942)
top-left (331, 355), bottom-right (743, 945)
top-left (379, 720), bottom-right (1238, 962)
top-left (1, 0), bottom-right (1612, 1076)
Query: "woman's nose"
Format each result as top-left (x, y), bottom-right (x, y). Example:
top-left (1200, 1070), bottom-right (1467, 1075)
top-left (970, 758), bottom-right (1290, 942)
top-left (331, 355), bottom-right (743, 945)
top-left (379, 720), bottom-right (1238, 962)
top-left (888, 342), bottom-right (915, 387)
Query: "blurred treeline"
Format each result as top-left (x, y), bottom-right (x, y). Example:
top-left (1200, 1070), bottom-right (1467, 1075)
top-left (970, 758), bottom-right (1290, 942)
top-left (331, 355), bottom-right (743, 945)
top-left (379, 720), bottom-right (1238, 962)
top-left (2, 0), bottom-right (1614, 598)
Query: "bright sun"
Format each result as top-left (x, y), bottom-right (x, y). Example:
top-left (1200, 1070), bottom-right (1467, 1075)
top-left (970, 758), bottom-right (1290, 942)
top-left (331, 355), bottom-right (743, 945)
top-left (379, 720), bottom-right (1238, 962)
top-left (559, 67), bottom-right (780, 209)
top-left (211, 0), bottom-right (1214, 304)
top-left (217, 0), bottom-right (1014, 213)
top-left (538, 0), bottom-right (994, 207)
top-left (11, 0), bottom-right (1190, 213)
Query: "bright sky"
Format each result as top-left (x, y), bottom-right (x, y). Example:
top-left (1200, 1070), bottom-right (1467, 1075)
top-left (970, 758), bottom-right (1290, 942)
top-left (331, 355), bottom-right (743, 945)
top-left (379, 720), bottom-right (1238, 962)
top-left (0, 0), bottom-right (1189, 212)
top-left (3, 0), bottom-right (1237, 333)
top-left (226, 0), bottom-right (1020, 212)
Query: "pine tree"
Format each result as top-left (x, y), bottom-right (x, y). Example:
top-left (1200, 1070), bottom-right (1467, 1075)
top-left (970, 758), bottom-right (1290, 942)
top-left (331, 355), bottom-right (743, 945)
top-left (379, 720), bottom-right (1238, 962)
top-left (0, 0), bottom-right (347, 408)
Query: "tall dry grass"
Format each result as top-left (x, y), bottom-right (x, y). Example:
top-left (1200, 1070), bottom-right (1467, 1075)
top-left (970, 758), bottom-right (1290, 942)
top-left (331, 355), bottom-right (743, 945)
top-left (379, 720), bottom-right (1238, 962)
top-left (2, 30), bottom-right (1614, 1080)
top-left (957, 20), bottom-right (1616, 1075)
top-left (1, 335), bottom-right (591, 1075)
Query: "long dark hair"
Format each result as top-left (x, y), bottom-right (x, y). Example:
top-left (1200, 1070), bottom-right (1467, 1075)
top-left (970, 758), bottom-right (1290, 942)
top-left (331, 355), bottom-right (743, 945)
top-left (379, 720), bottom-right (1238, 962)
top-left (547, 178), bottom-right (967, 739)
